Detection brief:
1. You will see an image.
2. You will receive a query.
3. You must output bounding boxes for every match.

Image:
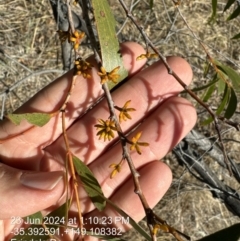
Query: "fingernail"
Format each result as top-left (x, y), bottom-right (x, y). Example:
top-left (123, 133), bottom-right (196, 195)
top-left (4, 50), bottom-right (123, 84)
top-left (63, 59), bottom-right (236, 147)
top-left (20, 171), bottom-right (63, 190)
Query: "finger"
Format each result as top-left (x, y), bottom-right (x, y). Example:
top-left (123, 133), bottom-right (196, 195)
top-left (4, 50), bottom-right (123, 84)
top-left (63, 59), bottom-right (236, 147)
top-left (84, 161), bottom-right (172, 232)
top-left (16, 42), bottom-right (146, 115)
top-left (45, 56), bottom-right (193, 166)
top-left (0, 163), bottom-right (64, 219)
top-left (0, 42), bottom-right (146, 164)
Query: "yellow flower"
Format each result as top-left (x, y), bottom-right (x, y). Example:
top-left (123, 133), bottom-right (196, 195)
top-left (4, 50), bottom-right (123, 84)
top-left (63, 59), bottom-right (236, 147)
top-left (109, 163), bottom-right (121, 179)
top-left (69, 30), bottom-right (85, 50)
top-left (117, 100), bottom-right (136, 123)
top-left (57, 30), bottom-right (85, 50)
top-left (130, 132), bottom-right (149, 155)
top-left (98, 66), bottom-right (120, 84)
top-left (109, 159), bottom-right (124, 179)
top-left (95, 119), bottom-right (117, 141)
top-left (74, 58), bottom-right (92, 78)
top-left (136, 52), bottom-right (158, 60)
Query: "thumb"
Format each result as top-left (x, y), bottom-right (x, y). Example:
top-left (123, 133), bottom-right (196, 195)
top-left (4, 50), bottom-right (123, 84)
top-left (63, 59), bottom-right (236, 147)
top-left (0, 163), bottom-right (64, 219)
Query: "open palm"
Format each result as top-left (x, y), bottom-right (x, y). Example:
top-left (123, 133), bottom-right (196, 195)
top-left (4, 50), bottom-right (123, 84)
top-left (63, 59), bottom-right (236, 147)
top-left (0, 42), bottom-right (196, 240)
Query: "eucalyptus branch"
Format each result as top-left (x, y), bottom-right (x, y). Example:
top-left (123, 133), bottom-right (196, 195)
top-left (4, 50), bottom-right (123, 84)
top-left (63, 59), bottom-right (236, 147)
top-left (174, 3), bottom-right (237, 174)
top-left (101, 82), bottom-right (155, 239)
top-left (118, 0), bottom-right (234, 175)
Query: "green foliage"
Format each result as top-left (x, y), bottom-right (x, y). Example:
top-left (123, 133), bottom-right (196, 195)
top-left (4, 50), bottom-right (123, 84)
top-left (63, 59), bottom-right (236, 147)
top-left (211, 0), bottom-right (240, 39)
top-left (223, 0), bottom-right (236, 12)
top-left (202, 82), bottom-right (216, 103)
top-left (73, 155), bottom-right (106, 211)
top-left (231, 32), bottom-right (240, 39)
top-left (216, 61), bottom-right (240, 91)
top-left (7, 113), bottom-right (51, 127)
top-left (200, 59), bottom-right (240, 124)
top-left (225, 0), bottom-right (240, 38)
top-left (149, 0), bottom-right (154, 9)
top-left (92, 0), bottom-right (128, 90)
top-left (197, 223), bottom-right (240, 241)
top-left (227, 4), bottom-right (240, 20)
top-left (225, 87), bottom-right (238, 118)
top-left (210, 0), bottom-right (218, 22)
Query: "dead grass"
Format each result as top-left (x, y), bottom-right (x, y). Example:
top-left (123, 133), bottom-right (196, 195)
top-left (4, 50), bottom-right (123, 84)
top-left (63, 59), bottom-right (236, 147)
top-left (0, 0), bottom-right (240, 240)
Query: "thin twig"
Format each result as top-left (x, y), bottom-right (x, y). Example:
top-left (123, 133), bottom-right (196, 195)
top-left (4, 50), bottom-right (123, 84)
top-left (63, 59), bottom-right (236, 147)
top-left (66, 0), bottom-right (76, 34)
top-left (118, 0), bottom-right (233, 175)
top-left (62, 109), bottom-right (84, 241)
top-left (101, 82), bottom-right (156, 240)
top-left (174, 3), bottom-right (233, 174)
top-left (60, 73), bottom-right (84, 241)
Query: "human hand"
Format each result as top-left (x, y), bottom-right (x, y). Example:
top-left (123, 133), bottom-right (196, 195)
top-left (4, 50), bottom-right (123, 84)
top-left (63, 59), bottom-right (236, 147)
top-left (0, 42), bottom-right (196, 240)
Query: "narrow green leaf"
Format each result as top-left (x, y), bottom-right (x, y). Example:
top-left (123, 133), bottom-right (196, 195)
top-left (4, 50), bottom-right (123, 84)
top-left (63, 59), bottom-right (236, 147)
top-left (224, 0), bottom-right (236, 12)
top-left (217, 75), bottom-right (225, 94)
top-left (92, 0), bottom-right (128, 90)
top-left (216, 61), bottom-right (240, 91)
top-left (104, 197), bottom-right (152, 241)
top-left (7, 113), bottom-right (51, 127)
top-left (227, 5), bottom-right (240, 20)
top-left (216, 84), bottom-right (230, 116)
top-left (186, 77), bottom-right (218, 93)
top-left (209, 0), bottom-right (218, 22)
top-left (197, 223), bottom-right (240, 241)
top-left (202, 86), bottom-right (230, 125)
top-left (23, 211), bottom-right (43, 224)
top-left (73, 155), bottom-right (106, 211)
top-left (202, 84), bottom-right (216, 102)
top-left (149, 0), bottom-right (154, 9)
top-left (231, 32), bottom-right (240, 39)
top-left (203, 61), bottom-right (211, 77)
top-left (224, 87), bottom-right (238, 119)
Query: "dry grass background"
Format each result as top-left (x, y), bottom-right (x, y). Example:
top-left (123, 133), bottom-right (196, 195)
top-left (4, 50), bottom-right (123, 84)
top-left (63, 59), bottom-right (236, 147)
top-left (0, 0), bottom-right (240, 240)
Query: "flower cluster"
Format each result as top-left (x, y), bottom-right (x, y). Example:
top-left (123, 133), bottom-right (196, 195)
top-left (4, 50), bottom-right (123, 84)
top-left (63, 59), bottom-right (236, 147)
top-left (69, 30), bottom-right (85, 50)
top-left (109, 159), bottom-right (124, 179)
top-left (94, 119), bottom-right (117, 141)
top-left (130, 132), bottom-right (149, 155)
top-left (98, 66), bottom-right (120, 84)
top-left (94, 81), bottom-right (149, 178)
top-left (74, 58), bottom-right (92, 78)
top-left (57, 29), bottom-right (85, 50)
top-left (116, 100), bottom-right (136, 123)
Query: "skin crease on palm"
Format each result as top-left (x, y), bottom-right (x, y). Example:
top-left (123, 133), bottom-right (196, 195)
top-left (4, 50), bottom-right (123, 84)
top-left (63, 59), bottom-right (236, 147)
top-left (0, 42), bottom-right (196, 240)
